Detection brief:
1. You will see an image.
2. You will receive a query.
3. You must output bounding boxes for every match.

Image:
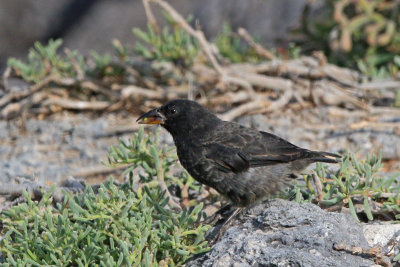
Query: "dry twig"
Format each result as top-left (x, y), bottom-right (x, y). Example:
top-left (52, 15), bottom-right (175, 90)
top-left (0, 75), bottom-right (57, 109)
top-left (312, 172), bottom-right (323, 201)
top-left (72, 165), bottom-right (126, 178)
top-left (148, 0), bottom-right (256, 96)
top-left (43, 98), bottom-right (110, 111)
top-left (237, 27), bottom-right (276, 60)
top-left (2, 66), bottom-right (11, 91)
top-left (149, 0), bottom-right (224, 75)
top-left (220, 88), bottom-right (293, 121)
top-left (333, 243), bottom-right (392, 267)
top-left (142, 0), bottom-right (161, 33)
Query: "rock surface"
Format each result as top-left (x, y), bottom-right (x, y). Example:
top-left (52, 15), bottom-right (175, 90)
top-left (187, 199), bottom-right (375, 267)
top-left (363, 222), bottom-right (400, 259)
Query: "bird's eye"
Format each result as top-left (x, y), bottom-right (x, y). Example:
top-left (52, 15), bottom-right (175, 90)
top-left (167, 105), bottom-right (177, 114)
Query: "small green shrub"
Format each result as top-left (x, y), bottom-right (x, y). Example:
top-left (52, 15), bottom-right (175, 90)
top-left (85, 51), bottom-right (126, 80)
top-left (0, 180), bottom-right (209, 266)
top-left (215, 23), bottom-right (263, 63)
top-left (133, 14), bottom-right (199, 67)
top-left (7, 39), bottom-right (83, 83)
top-left (283, 152), bottom-right (400, 222)
top-left (0, 127), bottom-right (210, 266)
top-left (107, 127), bottom-right (202, 206)
top-left (297, 0), bottom-right (400, 78)
top-left (7, 39), bottom-right (127, 84)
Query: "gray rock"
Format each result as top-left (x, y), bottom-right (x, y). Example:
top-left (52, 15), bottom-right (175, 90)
top-left (187, 199), bottom-right (374, 267)
top-left (363, 222), bottom-right (400, 257)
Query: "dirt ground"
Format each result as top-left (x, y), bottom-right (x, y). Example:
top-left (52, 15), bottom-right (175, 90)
top-left (1, 104), bottom-right (399, 189)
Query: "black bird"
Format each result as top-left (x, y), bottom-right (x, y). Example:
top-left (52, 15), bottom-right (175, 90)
top-left (137, 99), bottom-right (340, 207)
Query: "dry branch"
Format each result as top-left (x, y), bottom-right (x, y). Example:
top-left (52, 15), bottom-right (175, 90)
top-left (219, 100), bottom-right (268, 121)
top-left (312, 172), bottom-right (323, 201)
top-left (72, 165), bottom-right (126, 178)
top-left (142, 0), bottom-right (160, 33)
top-left (232, 72), bottom-right (293, 91)
top-left (121, 85), bottom-right (183, 101)
top-left (148, 0), bottom-right (256, 96)
top-left (237, 27), bottom-right (276, 60)
top-left (43, 98), bottom-right (110, 110)
top-left (220, 88), bottom-right (294, 121)
top-left (2, 50), bottom-right (396, 122)
top-left (149, 0), bottom-right (224, 75)
top-left (349, 121), bottom-right (400, 130)
top-left (0, 75), bottom-right (57, 109)
top-left (207, 91), bottom-right (251, 106)
top-left (2, 66), bottom-right (11, 91)
top-left (359, 80), bottom-right (400, 90)
top-left (81, 81), bottom-right (120, 100)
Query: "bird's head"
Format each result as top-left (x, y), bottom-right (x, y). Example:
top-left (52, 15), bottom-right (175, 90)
top-left (137, 99), bottom-right (220, 137)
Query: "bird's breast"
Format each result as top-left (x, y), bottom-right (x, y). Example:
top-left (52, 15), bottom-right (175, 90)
top-left (175, 141), bottom-right (201, 169)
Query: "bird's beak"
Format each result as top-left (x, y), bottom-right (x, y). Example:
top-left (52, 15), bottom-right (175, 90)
top-left (136, 108), bottom-right (166, 124)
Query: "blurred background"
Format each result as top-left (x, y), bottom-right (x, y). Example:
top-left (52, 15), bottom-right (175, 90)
top-left (0, 0), bottom-right (311, 70)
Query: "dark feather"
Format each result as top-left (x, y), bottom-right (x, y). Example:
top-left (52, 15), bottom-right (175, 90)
top-left (205, 143), bottom-right (250, 173)
top-left (138, 99), bottom-right (341, 206)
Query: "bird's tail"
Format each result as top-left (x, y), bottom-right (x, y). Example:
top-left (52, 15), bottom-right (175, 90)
top-left (309, 151), bottom-right (341, 164)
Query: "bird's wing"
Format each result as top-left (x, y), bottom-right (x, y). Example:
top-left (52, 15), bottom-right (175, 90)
top-left (204, 142), bottom-right (250, 173)
top-left (203, 122), bottom-right (314, 172)
top-left (245, 131), bottom-right (311, 166)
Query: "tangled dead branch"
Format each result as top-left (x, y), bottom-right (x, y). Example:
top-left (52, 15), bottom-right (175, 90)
top-left (2, 53), bottom-right (399, 122)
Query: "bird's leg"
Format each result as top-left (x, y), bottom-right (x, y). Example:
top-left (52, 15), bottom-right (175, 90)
top-left (221, 207), bottom-right (243, 229)
top-left (205, 207), bottom-right (244, 245)
top-left (203, 203), bottom-right (232, 225)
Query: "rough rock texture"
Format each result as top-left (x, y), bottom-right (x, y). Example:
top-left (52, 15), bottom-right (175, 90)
top-left (187, 199), bottom-right (374, 267)
top-left (363, 222), bottom-right (400, 258)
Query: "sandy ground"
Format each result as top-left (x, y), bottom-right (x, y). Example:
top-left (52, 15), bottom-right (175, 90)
top-left (1, 106), bottom-right (398, 190)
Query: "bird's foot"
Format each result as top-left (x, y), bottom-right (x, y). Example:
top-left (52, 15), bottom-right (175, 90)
top-left (205, 207), bottom-right (244, 246)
